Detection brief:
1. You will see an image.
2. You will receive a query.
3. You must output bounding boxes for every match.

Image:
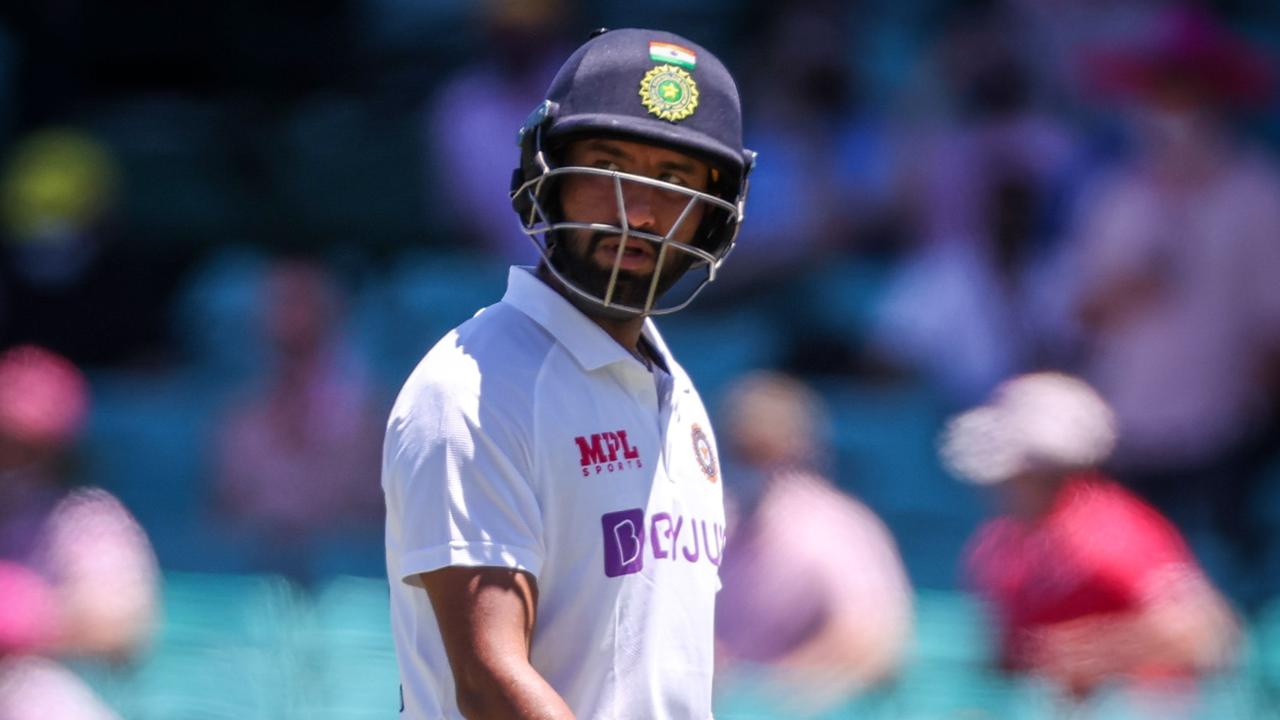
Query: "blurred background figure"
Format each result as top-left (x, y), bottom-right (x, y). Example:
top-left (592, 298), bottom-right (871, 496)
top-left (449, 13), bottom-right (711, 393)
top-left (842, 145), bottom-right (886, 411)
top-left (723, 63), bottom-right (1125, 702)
top-left (714, 372), bottom-right (913, 714)
top-left (0, 345), bottom-right (158, 719)
top-left (1068, 6), bottom-right (1280, 609)
top-left (212, 257), bottom-right (383, 584)
top-left (870, 2), bottom-right (1083, 405)
top-left (943, 372), bottom-right (1239, 713)
top-left (717, 0), bottom-right (899, 292)
top-left (424, 0), bottom-right (572, 264)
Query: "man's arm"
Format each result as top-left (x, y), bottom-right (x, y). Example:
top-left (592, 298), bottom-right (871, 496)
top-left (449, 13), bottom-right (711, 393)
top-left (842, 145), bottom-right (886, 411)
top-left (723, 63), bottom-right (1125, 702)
top-left (420, 566), bottom-right (575, 720)
top-left (1030, 567), bottom-right (1240, 693)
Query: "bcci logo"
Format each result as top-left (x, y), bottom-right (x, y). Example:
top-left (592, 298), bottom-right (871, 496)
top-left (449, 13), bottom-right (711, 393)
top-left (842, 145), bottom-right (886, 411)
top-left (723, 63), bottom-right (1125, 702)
top-left (691, 423), bottom-right (717, 482)
top-left (640, 64), bottom-right (699, 122)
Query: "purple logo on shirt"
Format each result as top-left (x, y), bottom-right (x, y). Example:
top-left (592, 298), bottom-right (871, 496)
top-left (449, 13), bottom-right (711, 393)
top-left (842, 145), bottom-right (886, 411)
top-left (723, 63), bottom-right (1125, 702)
top-left (602, 508), bottom-right (646, 577)
top-left (601, 508), bottom-right (725, 578)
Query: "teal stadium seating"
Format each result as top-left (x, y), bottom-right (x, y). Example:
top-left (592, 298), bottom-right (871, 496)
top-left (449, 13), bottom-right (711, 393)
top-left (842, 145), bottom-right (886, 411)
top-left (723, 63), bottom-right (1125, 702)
top-left (62, 572), bottom-right (1277, 719)
top-left (80, 372), bottom-right (238, 572)
top-left (301, 576), bottom-right (400, 720)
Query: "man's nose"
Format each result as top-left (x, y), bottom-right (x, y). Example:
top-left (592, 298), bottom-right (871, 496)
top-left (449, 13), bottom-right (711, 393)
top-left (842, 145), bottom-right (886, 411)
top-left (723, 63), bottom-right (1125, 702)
top-left (621, 183), bottom-right (658, 231)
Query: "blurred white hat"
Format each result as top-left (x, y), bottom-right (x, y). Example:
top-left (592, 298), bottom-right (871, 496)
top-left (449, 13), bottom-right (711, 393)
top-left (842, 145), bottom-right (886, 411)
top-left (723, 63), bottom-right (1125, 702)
top-left (940, 372), bottom-right (1117, 485)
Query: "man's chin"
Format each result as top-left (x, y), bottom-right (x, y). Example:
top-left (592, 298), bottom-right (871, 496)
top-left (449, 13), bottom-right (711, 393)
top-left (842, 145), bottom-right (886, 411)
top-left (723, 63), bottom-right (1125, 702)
top-left (577, 258), bottom-right (649, 286)
top-left (586, 276), bottom-right (656, 308)
top-left (591, 266), bottom-right (653, 284)
top-left (548, 240), bottom-right (680, 309)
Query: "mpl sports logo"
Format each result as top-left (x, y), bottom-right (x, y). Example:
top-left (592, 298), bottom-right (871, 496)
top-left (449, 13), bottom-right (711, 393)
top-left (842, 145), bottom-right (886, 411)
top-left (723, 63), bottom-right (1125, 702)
top-left (575, 429), bottom-right (642, 477)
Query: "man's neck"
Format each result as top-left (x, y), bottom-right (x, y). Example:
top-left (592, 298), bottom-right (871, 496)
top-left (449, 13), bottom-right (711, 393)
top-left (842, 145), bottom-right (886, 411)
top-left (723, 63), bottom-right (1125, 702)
top-left (537, 264), bottom-right (647, 353)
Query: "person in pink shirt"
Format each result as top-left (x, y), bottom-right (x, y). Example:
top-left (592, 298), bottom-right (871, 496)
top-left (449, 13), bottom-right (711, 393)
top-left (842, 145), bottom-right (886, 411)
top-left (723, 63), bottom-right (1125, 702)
top-left (213, 258), bottom-right (383, 582)
top-left (715, 372), bottom-right (912, 711)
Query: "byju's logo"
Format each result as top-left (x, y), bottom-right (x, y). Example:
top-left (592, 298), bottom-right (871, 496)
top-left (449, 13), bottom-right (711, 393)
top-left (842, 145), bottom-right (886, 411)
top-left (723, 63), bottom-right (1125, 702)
top-left (602, 509), bottom-right (646, 577)
top-left (600, 508), bottom-right (725, 578)
top-left (575, 430), bottom-right (642, 477)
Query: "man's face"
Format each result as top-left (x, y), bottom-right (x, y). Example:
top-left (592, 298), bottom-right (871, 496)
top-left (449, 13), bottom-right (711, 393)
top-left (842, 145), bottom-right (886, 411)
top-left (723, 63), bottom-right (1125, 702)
top-left (1001, 470), bottom-right (1067, 522)
top-left (551, 137), bottom-right (711, 309)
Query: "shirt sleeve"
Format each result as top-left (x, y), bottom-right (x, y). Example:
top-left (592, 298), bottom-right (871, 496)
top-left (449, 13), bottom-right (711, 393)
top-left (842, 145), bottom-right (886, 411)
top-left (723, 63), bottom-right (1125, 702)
top-left (383, 371), bottom-right (544, 586)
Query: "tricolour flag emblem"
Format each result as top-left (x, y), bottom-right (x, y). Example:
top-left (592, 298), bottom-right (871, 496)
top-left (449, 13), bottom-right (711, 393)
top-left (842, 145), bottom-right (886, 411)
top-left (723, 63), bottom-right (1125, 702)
top-left (649, 41), bottom-right (696, 70)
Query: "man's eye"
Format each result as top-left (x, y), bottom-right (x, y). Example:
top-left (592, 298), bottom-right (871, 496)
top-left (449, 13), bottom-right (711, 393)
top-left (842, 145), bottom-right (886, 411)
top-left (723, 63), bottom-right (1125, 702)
top-left (594, 161), bottom-right (622, 172)
top-left (660, 173), bottom-right (688, 187)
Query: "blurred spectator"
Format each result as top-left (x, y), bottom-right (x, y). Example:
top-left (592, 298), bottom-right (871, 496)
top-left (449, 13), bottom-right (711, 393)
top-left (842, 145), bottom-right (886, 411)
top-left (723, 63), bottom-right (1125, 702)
top-left (1008, 0), bottom-right (1161, 112)
top-left (424, 0), bottom-right (572, 263)
top-left (715, 372), bottom-right (912, 711)
top-left (721, 0), bottom-right (899, 291)
top-left (212, 257), bottom-right (383, 583)
top-left (870, 6), bottom-right (1083, 404)
top-left (1068, 7), bottom-right (1280, 605)
top-left (942, 372), bottom-right (1239, 706)
top-left (0, 657), bottom-right (121, 720)
top-left (0, 345), bottom-right (158, 718)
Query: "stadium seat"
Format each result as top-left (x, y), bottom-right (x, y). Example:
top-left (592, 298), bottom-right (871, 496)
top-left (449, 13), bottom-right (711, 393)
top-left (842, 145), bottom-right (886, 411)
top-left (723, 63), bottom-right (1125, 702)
top-left (892, 590), bottom-right (1028, 719)
top-left (82, 98), bottom-right (248, 247)
top-left (654, 308), bottom-right (784, 408)
top-left (311, 575), bottom-right (393, 643)
top-left (126, 574), bottom-right (309, 719)
top-left (267, 97), bottom-right (427, 250)
top-left (370, 250), bottom-right (508, 386)
top-left (793, 258), bottom-right (895, 343)
top-left (0, 23), bottom-right (16, 144)
top-left (353, 0), bottom-right (472, 68)
top-left (80, 372), bottom-right (221, 556)
top-left (157, 573), bottom-right (305, 646)
top-left (170, 247), bottom-right (270, 385)
top-left (1251, 597), bottom-right (1280, 713)
top-left (910, 590), bottom-right (996, 666)
top-left (300, 576), bottom-right (399, 720)
top-left (814, 379), bottom-right (985, 588)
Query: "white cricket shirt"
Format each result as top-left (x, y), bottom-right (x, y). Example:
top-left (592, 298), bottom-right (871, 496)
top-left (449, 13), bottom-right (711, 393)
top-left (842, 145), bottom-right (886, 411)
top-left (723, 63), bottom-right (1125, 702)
top-left (383, 267), bottom-right (726, 719)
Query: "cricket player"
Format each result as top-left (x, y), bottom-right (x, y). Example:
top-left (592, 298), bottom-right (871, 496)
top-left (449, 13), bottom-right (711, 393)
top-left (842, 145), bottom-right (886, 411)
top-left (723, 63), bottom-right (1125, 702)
top-left (382, 28), bottom-right (755, 719)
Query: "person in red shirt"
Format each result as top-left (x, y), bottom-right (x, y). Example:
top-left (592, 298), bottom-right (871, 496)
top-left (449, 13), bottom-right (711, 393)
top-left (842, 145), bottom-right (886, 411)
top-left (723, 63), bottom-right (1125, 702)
top-left (941, 372), bottom-right (1239, 701)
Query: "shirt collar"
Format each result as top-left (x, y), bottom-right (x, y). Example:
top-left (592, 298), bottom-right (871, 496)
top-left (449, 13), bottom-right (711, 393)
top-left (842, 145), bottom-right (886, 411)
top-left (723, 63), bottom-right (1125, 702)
top-left (501, 266), bottom-right (671, 372)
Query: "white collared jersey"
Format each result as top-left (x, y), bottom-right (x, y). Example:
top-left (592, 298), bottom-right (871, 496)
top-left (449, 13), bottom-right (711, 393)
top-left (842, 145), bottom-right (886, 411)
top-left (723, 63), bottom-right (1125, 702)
top-left (382, 267), bottom-right (726, 720)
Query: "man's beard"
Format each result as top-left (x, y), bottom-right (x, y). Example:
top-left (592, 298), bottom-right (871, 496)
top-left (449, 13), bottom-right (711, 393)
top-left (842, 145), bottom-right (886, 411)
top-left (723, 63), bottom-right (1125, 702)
top-left (549, 230), bottom-right (694, 311)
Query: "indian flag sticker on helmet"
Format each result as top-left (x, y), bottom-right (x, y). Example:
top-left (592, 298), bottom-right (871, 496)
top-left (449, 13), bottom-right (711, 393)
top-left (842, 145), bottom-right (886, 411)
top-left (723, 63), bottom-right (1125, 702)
top-left (640, 65), bottom-right (699, 122)
top-left (649, 41), bottom-right (697, 70)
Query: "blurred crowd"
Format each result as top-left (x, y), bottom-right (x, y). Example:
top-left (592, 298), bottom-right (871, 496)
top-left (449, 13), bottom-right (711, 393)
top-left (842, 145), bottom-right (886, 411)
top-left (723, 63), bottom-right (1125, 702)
top-left (0, 346), bottom-right (158, 719)
top-left (2, 0), bottom-right (1280, 717)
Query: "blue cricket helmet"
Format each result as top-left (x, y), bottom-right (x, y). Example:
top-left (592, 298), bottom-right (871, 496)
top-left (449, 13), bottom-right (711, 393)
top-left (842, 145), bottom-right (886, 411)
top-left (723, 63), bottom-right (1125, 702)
top-left (510, 28), bottom-right (756, 315)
